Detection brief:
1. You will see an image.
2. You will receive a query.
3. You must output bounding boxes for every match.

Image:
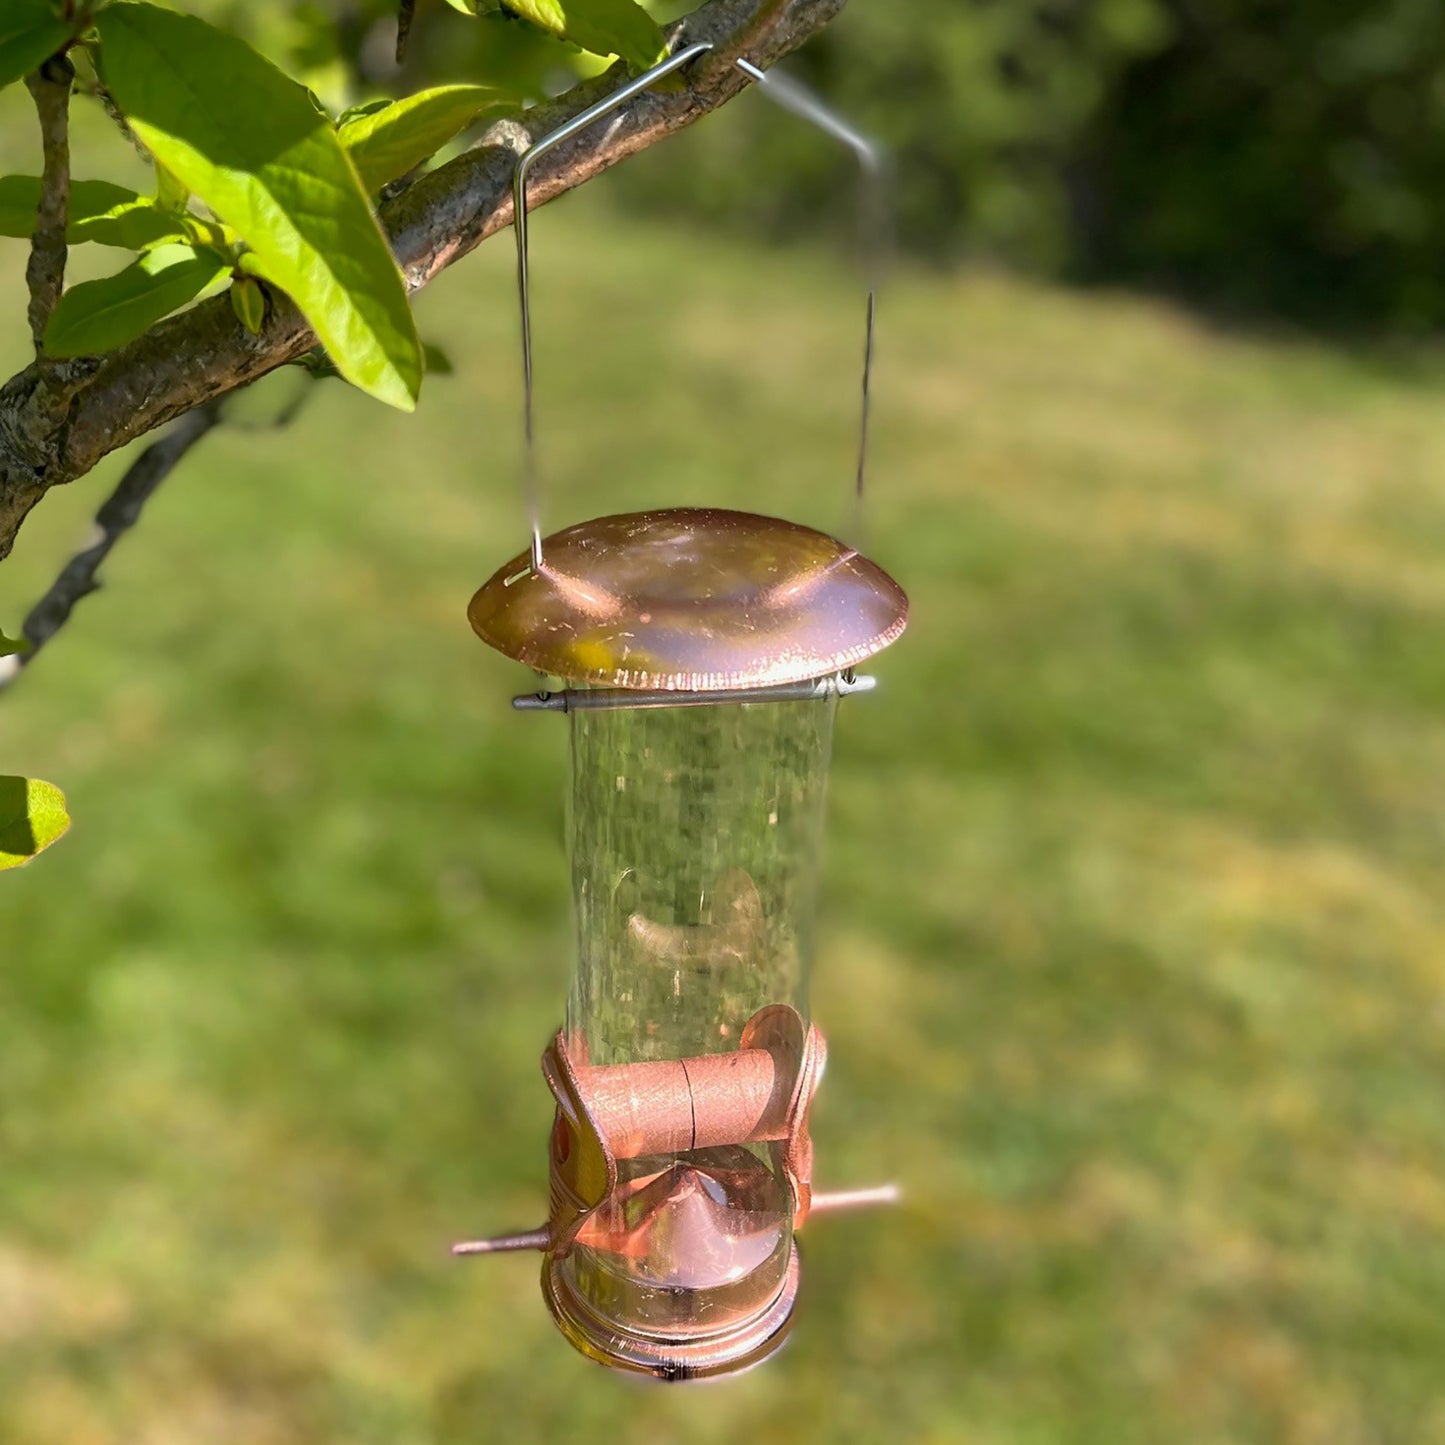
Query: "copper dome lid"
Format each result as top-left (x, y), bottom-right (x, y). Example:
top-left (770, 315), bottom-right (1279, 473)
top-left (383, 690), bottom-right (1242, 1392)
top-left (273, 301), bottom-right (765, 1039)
top-left (468, 507), bottom-right (907, 691)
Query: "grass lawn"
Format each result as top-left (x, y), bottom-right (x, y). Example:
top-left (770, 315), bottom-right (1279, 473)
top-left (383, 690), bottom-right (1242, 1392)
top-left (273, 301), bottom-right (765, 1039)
top-left (4, 182), bottom-right (1445, 1443)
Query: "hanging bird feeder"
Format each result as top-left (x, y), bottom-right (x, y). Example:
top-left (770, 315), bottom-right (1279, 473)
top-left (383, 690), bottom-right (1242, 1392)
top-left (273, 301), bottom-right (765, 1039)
top-left (454, 42), bottom-right (907, 1381)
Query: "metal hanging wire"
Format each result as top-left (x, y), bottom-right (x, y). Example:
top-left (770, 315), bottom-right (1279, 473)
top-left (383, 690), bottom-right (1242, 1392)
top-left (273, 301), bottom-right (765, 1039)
top-left (513, 41), bottom-right (713, 571)
top-left (733, 57), bottom-right (887, 541)
top-left (513, 42), bottom-right (888, 569)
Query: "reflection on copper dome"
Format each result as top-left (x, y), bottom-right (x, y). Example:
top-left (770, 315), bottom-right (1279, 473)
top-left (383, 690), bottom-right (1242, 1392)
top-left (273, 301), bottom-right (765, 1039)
top-left (468, 507), bottom-right (908, 691)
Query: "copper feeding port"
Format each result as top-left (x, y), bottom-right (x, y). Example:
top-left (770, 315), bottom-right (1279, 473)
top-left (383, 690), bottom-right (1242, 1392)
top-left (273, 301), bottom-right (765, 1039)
top-left (453, 1005), bottom-right (901, 1380)
top-left (575, 1048), bottom-right (788, 1160)
top-left (541, 1005), bottom-right (822, 1378)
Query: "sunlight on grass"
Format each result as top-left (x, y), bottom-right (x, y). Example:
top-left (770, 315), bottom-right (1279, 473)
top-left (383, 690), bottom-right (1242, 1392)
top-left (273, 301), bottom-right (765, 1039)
top-left (4, 197), bottom-right (1445, 1442)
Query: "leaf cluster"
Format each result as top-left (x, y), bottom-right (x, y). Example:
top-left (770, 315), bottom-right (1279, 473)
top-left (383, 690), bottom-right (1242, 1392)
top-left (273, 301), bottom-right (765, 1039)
top-left (0, 0), bottom-right (672, 872)
top-left (0, 0), bottom-right (668, 408)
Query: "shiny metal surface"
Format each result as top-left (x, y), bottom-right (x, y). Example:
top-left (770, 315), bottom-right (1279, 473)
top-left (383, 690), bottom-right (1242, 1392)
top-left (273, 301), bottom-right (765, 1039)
top-left (543, 1015), bottom-right (809, 1379)
top-left (468, 507), bottom-right (908, 690)
top-left (573, 1048), bottom-right (790, 1160)
top-left (544, 1234), bottom-right (800, 1381)
top-left (451, 1011), bottom-right (894, 1379)
top-left (512, 672), bottom-right (877, 711)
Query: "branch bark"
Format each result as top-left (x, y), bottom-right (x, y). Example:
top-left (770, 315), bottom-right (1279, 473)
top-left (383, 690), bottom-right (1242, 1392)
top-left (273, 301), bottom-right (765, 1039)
top-left (0, 0), bottom-right (845, 564)
top-left (23, 55), bottom-right (73, 354)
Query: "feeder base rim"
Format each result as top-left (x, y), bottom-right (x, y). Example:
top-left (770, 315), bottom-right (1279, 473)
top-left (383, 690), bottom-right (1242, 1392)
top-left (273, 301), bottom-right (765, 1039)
top-left (541, 1241), bottom-right (801, 1382)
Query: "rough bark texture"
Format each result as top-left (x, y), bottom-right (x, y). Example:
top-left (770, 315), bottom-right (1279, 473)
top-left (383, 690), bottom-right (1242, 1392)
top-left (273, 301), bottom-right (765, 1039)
top-left (23, 57), bottom-right (72, 354)
top-left (0, 0), bottom-right (846, 562)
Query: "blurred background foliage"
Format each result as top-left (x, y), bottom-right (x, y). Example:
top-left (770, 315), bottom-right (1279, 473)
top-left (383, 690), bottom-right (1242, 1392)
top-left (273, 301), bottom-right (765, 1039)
top-left (643, 0), bottom-right (1445, 332)
top-left (197, 0), bottom-right (1445, 332)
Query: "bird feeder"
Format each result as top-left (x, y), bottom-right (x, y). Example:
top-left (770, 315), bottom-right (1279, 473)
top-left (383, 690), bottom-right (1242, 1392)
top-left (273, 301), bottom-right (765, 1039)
top-left (454, 43), bottom-right (907, 1381)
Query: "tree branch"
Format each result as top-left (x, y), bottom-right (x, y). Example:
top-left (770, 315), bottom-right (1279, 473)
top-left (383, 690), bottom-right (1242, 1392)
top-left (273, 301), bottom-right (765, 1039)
top-left (0, 0), bottom-right (846, 563)
top-left (396, 0), bottom-right (417, 64)
top-left (23, 55), bottom-right (73, 355)
top-left (0, 403), bottom-right (225, 692)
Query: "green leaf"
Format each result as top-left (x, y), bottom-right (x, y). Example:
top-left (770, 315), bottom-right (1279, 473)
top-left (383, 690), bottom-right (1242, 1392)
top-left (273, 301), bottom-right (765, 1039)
top-left (0, 777), bottom-right (70, 871)
top-left (338, 97), bottom-right (392, 125)
top-left (0, 0), bottom-right (71, 94)
top-left (500, 0), bottom-right (666, 68)
top-left (71, 195), bottom-right (192, 250)
top-left (444, 0), bottom-right (483, 13)
top-left (0, 176), bottom-right (133, 240)
top-left (339, 84), bottom-right (514, 194)
top-left (153, 161), bottom-right (189, 213)
top-left (294, 346), bottom-right (341, 380)
top-left (0, 175), bottom-right (220, 250)
top-left (230, 274), bottom-right (265, 334)
top-left (422, 341), bottom-right (454, 375)
top-left (96, 2), bottom-right (422, 411)
top-left (0, 629), bottom-right (28, 656)
top-left (43, 243), bottom-right (229, 357)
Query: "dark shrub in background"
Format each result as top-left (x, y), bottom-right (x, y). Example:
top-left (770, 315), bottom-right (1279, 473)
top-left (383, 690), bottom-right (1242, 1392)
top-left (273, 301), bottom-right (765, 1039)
top-left (212, 0), bottom-right (1445, 332)
top-left (621, 0), bottom-right (1445, 333)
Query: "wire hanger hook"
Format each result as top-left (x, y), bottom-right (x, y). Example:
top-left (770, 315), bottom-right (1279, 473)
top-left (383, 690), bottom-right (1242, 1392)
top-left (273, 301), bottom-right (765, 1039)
top-left (512, 42), bottom-right (889, 570)
top-left (732, 56), bottom-right (888, 542)
top-left (513, 42), bottom-right (713, 572)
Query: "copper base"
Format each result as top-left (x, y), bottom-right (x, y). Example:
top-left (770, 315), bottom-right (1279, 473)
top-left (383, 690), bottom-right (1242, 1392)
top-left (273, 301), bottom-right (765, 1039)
top-left (542, 1240), bottom-right (801, 1382)
top-left (451, 1012), bottom-right (895, 1380)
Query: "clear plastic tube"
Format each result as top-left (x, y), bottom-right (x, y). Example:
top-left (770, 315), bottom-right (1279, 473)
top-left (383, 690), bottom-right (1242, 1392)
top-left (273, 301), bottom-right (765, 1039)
top-left (561, 695), bottom-right (837, 1337)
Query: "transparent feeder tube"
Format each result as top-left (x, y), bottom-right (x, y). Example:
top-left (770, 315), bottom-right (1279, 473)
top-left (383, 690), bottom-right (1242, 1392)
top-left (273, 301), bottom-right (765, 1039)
top-left (562, 694), bottom-right (839, 1338)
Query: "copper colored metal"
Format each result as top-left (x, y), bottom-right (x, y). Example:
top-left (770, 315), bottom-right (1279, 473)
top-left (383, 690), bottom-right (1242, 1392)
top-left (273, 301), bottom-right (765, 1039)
top-left (741, 1002), bottom-right (827, 1227)
top-left (570, 1151), bottom-right (786, 1275)
top-left (540, 1022), bottom-right (618, 1259)
top-left (575, 1048), bottom-right (789, 1160)
top-left (543, 1238), bottom-right (801, 1381)
top-left (543, 1009), bottom-right (819, 1241)
top-left (542, 1007), bottom-right (820, 1379)
top-left (452, 1008), bottom-right (896, 1378)
top-left (467, 507), bottom-right (908, 691)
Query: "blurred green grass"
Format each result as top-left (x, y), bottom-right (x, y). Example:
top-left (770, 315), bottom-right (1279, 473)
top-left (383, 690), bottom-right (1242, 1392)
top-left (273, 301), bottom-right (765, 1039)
top-left (4, 190), bottom-right (1445, 1443)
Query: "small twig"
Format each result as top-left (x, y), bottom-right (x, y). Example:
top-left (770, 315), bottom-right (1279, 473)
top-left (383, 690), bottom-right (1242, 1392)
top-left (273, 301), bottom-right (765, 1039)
top-left (396, 0), bottom-right (416, 63)
top-left (80, 76), bottom-right (143, 156)
top-left (24, 55), bottom-right (75, 356)
top-left (0, 403), bottom-right (224, 691)
top-left (0, 375), bottom-right (328, 691)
